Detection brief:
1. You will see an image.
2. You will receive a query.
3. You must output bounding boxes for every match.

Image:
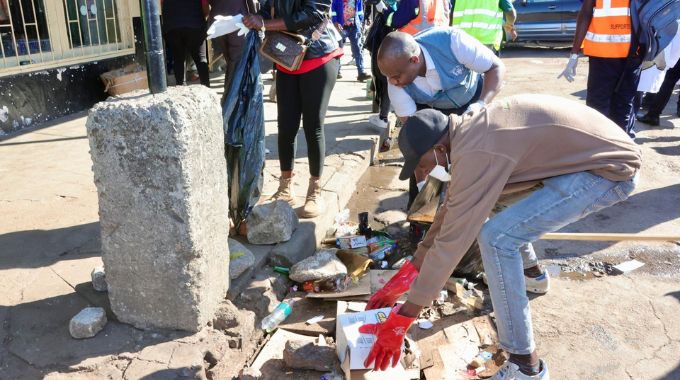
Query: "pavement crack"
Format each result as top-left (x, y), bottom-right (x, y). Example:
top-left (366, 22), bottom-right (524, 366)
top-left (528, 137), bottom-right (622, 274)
top-left (48, 266), bottom-right (78, 292)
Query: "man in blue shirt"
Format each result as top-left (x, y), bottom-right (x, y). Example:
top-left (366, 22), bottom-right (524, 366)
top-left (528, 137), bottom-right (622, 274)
top-left (332, 0), bottom-right (371, 81)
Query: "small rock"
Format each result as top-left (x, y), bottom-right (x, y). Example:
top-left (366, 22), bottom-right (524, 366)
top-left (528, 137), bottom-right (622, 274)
top-left (239, 367), bottom-right (261, 380)
top-left (229, 239), bottom-right (256, 279)
top-left (283, 340), bottom-right (340, 372)
top-left (289, 249), bottom-right (347, 283)
top-left (246, 200), bottom-right (298, 245)
top-left (212, 300), bottom-right (255, 349)
top-left (90, 266), bottom-right (107, 292)
top-left (69, 307), bottom-right (107, 339)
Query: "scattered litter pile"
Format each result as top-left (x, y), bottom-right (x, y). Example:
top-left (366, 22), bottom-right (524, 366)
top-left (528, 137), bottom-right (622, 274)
top-left (239, 210), bottom-right (503, 379)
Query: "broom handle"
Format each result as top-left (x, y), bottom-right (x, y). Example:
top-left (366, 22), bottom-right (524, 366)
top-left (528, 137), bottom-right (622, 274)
top-left (541, 232), bottom-right (680, 241)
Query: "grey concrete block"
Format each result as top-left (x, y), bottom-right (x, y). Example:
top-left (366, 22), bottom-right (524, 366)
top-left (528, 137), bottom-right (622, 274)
top-left (86, 86), bottom-right (230, 332)
top-left (270, 223), bottom-right (317, 267)
top-left (69, 307), bottom-right (107, 339)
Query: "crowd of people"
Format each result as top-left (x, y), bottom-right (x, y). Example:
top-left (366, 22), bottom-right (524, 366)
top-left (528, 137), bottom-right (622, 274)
top-left (157, 0), bottom-right (677, 379)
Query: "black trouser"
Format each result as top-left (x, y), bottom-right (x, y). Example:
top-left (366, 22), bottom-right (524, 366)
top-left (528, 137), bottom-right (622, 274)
top-left (276, 59), bottom-right (339, 177)
top-left (165, 27), bottom-right (210, 87)
top-left (647, 63), bottom-right (680, 117)
top-left (213, 32), bottom-right (245, 104)
top-left (586, 57), bottom-right (640, 135)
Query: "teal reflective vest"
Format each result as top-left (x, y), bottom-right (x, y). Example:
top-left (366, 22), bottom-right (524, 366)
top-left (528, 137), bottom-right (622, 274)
top-left (451, 0), bottom-right (504, 50)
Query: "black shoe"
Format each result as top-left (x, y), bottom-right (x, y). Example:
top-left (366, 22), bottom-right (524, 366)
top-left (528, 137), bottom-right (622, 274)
top-left (636, 112), bottom-right (660, 126)
top-left (357, 72), bottom-right (371, 82)
top-left (337, 72), bottom-right (343, 79)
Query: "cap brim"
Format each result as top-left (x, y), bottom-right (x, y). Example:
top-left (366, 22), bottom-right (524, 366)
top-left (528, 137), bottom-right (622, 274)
top-left (399, 158), bottom-right (418, 181)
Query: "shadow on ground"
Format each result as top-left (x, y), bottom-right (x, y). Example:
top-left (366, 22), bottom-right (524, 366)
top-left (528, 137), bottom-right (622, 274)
top-left (0, 293), bottom-right (189, 373)
top-left (0, 222), bottom-right (101, 270)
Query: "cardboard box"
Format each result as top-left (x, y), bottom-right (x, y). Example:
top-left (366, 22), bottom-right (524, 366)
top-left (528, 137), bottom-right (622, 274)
top-left (337, 235), bottom-right (367, 249)
top-left (100, 64), bottom-right (148, 96)
top-left (335, 301), bottom-right (419, 380)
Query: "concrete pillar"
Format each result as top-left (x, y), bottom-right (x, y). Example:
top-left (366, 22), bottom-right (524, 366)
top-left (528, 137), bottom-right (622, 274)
top-left (86, 86), bottom-right (229, 332)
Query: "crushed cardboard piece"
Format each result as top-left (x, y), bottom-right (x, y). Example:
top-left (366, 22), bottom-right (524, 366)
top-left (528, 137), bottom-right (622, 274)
top-left (277, 297), bottom-right (336, 336)
top-left (337, 249), bottom-right (373, 278)
top-left (412, 314), bottom-right (499, 380)
top-left (306, 273), bottom-right (371, 299)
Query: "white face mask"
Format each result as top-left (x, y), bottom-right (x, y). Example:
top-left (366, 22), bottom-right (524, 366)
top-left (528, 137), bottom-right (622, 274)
top-left (429, 150), bottom-right (451, 182)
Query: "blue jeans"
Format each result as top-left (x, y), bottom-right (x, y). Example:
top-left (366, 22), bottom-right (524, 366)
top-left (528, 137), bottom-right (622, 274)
top-left (478, 172), bottom-right (637, 354)
top-left (341, 23), bottom-right (366, 75)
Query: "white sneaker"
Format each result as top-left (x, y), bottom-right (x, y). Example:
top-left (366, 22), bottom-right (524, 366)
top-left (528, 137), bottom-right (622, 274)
top-left (368, 114), bottom-right (388, 129)
top-left (491, 359), bottom-right (550, 380)
top-left (525, 271), bottom-right (550, 294)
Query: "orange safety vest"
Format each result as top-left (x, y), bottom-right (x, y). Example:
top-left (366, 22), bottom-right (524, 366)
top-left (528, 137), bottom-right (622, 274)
top-left (583, 0), bottom-right (632, 58)
top-left (399, 0), bottom-right (450, 36)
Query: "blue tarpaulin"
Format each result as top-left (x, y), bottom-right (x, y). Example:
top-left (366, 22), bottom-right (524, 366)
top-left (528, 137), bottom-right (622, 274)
top-left (222, 31), bottom-right (265, 227)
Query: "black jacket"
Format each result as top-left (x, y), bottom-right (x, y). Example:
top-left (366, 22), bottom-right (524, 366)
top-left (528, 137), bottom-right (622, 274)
top-left (261, 0), bottom-right (339, 60)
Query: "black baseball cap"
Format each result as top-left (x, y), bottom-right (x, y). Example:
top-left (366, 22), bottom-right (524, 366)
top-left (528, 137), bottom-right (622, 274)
top-left (397, 109), bottom-right (450, 180)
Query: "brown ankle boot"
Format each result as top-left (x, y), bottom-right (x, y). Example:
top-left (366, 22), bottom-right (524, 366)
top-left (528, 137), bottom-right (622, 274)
top-left (271, 176), bottom-right (295, 205)
top-left (301, 177), bottom-right (324, 218)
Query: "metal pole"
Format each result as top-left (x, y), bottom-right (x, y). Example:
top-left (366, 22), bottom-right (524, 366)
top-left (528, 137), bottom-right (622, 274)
top-left (140, 0), bottom-right (167, 94)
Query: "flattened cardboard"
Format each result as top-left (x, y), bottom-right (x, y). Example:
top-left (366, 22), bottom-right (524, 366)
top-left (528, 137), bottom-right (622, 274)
top-left (306, 273), bottom-right (371, 299)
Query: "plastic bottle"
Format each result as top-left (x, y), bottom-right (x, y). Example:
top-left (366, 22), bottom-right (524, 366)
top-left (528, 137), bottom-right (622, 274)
top-left (261, 298), bottom-right (297, 333)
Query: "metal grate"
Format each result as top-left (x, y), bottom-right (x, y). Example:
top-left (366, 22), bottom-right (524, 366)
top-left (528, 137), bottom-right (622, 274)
top-left (0, 0), bottom-right (133, 72)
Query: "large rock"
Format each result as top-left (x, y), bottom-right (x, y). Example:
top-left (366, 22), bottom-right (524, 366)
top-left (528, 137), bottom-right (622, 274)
top-left (289, 249), bottom-right (347, 283)
top-left (229, 239), bottom-right (255, 280)
top-left (86, 86), bottom-right (230, 332)
top-left (246, 201), bottom-right (298, 245)
top-left (283, 340), bottom-right (339, 372)
top-left (69, 307), bottom-right (107, 339)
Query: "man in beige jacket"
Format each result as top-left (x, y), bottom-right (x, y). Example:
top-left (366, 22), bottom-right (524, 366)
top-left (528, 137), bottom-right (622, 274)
top-left (359, 94), bottom-right (641, 379)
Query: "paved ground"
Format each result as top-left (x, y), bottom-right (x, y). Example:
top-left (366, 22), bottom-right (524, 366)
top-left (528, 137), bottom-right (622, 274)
top-left (1, 44), bottom-right (679, 379)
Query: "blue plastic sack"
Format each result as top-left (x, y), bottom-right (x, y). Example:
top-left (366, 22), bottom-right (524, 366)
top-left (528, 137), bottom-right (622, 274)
top-left (222, 31), bottom-right (265, 227)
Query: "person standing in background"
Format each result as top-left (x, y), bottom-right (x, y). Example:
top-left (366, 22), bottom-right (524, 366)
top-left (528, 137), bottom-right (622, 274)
top-left (243, 0), bottom-right (342, 218)
top-left (332, 0), bottom-right (371, 81)
top-left (209, 0), bottom-right (249, 102)
top-left (450, 0), bottom-right (518, 56)
top-left (558, 0), bottom-right (639, 137)
top-left (161, 0), bottom-right (211, 87)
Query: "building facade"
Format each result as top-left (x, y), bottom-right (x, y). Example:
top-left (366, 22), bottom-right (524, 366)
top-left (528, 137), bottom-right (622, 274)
top-left (0, 0), bottom-right (144, 135)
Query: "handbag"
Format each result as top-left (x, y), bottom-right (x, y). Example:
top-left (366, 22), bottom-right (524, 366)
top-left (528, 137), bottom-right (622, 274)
top-left (259, 3), bottom-right (330, 71)
top-left (260, 31), bottom-right (309, 71)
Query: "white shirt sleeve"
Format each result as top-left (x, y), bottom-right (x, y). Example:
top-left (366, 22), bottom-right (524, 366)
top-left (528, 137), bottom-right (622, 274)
top-left (388, 83), bottom-right (418, 117)
top-left (449, 28), bottom-right (496, 73)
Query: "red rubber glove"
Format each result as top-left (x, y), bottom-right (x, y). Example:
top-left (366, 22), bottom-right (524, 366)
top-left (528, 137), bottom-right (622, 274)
top-left (366, 260), bottom-right (418, 310)
top-left (359, 305), bottom-right (416, 371)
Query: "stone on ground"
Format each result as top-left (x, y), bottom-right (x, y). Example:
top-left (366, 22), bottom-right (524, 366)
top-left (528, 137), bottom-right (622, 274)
top-left (289, 249), bottom-right (347, 283)
top-left (239, 367), bottom-right (262, 380)
top-left (86, 86), bottom-right (229, 332)
top-left (69, 307), bottom-right (107, 339)
top-left (212, 300), bottom-right (256, 349)
top-left (90, 266), bottom-right (107, 292)
top-left (246, 200), bottom-right (298, 245)
top-left (229, 239), bottom-right (256, 279)
top-left (283, 340), bottom-right (339, 372)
